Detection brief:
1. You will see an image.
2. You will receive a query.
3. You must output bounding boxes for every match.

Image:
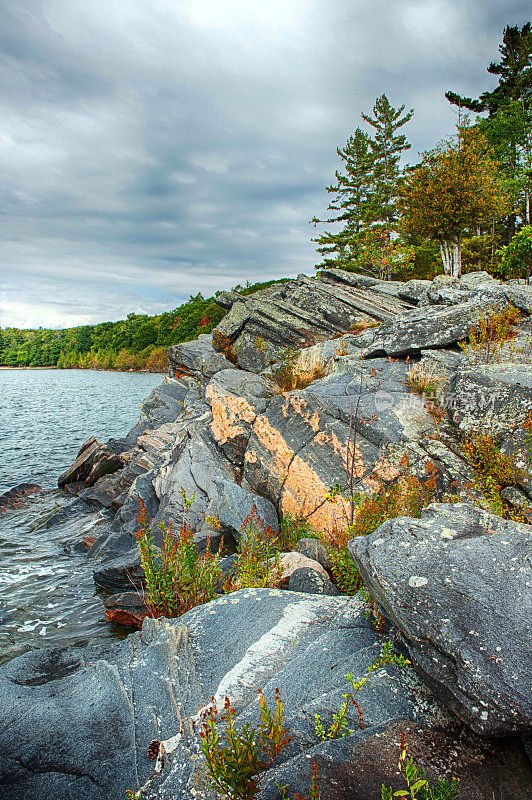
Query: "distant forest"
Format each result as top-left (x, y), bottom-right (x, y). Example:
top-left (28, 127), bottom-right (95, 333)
top-left (0, 279), bottom-right (279, 371)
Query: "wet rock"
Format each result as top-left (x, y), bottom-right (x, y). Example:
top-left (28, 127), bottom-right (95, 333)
top-left (288, 567), bottom-right (339, 595)
top-left (295, 537), bottom-right (332, 570)
top-left (348, 502), bottom-right (532, 736)
top-left (58, 438), bottom-right (123, 489)
top-left (104, 592), bottom-right (148, 628)
top-left (0, 483), bottom-right (41, 512)
top-left (93, 551), bottom-right (144, 593)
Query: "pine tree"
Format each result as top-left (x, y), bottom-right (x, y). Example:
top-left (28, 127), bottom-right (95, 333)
top-left (362, 95), bottom-right (414, 242)
top-left (311, 128), bottom-right (375, 270)
top-left (446, 24), bottom-right (532, 233)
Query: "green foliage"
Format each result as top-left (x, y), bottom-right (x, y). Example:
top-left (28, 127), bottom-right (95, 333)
top-left (278, 513), bottom-right (316, 551)
top-left (461, 432), bottom-right (520, 515)
top-left (135, 494), bottom-right (222, 618)
top-left (327, 546), bottom-right (361, 595)
top-left (200, 689), bottom-right (292, 800)
top-left (0, 277), bottom-right (278, 371)
top-left (382, 742), bottom-right (460, 800)
top-left (399, 126), bottom-right (510, 278)
top-left (461, 233), bottom-right (502, 275)
top-left (312, 94), bottom-right (413, 277)
top-left (232, 508), bottom-right (282, 590)
top-left (497, 226), bottom-right (532, 279)
top-left (314, 641), bottom-right (409, 741)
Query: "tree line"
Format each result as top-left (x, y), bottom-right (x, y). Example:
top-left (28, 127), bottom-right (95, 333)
top-left (312, 23), bottom-right (532, 281)
top-left (0, 280), bottom-right (281, 370)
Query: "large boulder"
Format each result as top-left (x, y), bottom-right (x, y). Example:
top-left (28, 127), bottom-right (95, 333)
top-left (213, 272), bottom-right (412, 371)
top-left (362, 298), bottom-right (515, 358)
top-left (0, 590), bottom-right (436, 800)
top-left (243, 358), bottom-right (438, 534)
top-left (168, 334), bottom-right (234, 379)
top-left (349, 502), bottom-right (532, 736)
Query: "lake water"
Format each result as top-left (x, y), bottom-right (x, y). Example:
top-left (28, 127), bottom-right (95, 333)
top-left (0, 369), bottom-right (163, 664)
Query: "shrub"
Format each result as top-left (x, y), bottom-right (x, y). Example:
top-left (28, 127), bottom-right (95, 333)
top-left (462, 432), bottom-right (520, 515)
top-left (135, 495), bottom-right (223, 617)
top-left (459, 303), bottom-right (520, 364)
top-left (144, 346), bottom-right (169, 372)
top-left (200, 689), bottom-right (292, 800)
top-left (212, 330), bottom-right (238, 363)
top-left (278, 513), bottom-right (316, 551)
top-left (231, 508), bottom-right (282, 589)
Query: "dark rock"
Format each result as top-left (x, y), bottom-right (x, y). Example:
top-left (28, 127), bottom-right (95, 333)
top-left (208, 477), bottom-right (279, 542)
top-left (104, 592), bottom-right (147, 628)
top-left (0, 590), bottom-right (436, 800)
top-left (295, 537), bottom-right (332, 570)
top-left (348, 502), bottom-right (532, 736)
top-left (288, 567), bottom-right (339, 595)
top-left (58, 438), bottom-right (123, 489)
top-left (93, 551), bottom-right (144, 593)
top-left (362, 299), bottom-right (514, 358)
top-left (0, 483), bottom-right (41, 512)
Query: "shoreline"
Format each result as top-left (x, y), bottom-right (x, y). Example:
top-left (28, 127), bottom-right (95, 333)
top-left (0, 366), bottom-right (166, 374)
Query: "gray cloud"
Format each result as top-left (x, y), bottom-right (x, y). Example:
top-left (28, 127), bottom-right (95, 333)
top-left (0, 0), bottom-right (529, 327)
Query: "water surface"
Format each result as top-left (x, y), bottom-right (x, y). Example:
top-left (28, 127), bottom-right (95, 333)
top-left (0, 369), bottom-right (162, 663)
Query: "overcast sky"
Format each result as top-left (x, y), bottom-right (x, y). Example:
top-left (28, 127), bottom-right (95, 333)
top-left (0, 0), bottom-right (530, 328)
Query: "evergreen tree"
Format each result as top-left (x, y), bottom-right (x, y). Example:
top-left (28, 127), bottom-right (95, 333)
top-left (311, 128), bottom-right (374, 270)
top-left (312, 96), bottom-right (413, 279)
top-left (362, 95), bottom-right (414, 243)
top-left (446, 23), bottom-right (532, 116)
top-left (446, 23), bottom-right (532, 233)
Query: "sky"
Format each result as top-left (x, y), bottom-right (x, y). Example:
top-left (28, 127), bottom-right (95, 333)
top-left (0, 0), bottom-right (530, 329)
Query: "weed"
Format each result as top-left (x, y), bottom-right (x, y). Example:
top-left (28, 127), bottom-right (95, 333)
top-left (135, 494), bottom-right (223, 618)
top-left (459, 303), bottom-right (520, 364)
top-left (213, 330), bottom-right (238, 364)
top-left (359, 585), bottom-right (386, 632)
top-left (277, 762), bottom-right (320, 800)
top-left (200, 689), bottom-right (292, 800)
top-left (407, 363), bottom-right (442, 398)
top-left (327, 545), bottom-right (361, 594)
top-left (270, 346), bottom-right (326, 392)
top-left (231, 507), bottom-right (282, 590)
top-left (314, 642), bottom-right (409, 741)
top-left (461, 432), bottom-right (519, 515)
top-left (278, 513), bottom-right (316, 551)
top-left (381, 738), bottom-right (460, 800)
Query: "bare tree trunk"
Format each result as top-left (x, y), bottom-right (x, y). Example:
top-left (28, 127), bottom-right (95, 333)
top-left (440, 235), bottom-right (462, 278)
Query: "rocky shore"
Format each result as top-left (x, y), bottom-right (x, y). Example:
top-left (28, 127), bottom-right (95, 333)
top-left (1, 268), bottom-right (531, 799)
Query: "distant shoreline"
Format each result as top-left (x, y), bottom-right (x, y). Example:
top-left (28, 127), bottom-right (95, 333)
top-left (0, 366), bottom-right (166, 374)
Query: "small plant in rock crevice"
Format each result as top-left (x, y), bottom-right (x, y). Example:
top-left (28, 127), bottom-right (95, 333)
top-left (270, 346), bottom-right (326, 392)
top-left (381, 736), bottom-right (460, 800)
top-left (407, 362), bottom-right (443, 399)
top-left (213, 329), bottom-right (239, 364)
top-left (459, 303), bottom-right (520, 364)
top-left (278, 513), bottom-right (317, 551)
top-left (135, 494), bottom-right (223, 618)
top-left (200, 689), bottom-right (292, 800)
top-left (314, 642), bottom-right (409, 741)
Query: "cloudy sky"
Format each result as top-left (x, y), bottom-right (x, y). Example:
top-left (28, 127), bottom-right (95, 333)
top-left (0, 0), bottom-right (530, 328)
